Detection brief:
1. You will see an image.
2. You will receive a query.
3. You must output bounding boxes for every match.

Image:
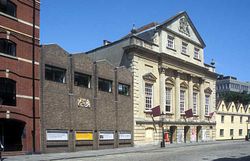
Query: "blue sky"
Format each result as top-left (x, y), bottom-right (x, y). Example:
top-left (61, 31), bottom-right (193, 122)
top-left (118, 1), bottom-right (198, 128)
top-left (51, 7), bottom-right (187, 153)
top-left (41, 0), bottom-right (250, 81)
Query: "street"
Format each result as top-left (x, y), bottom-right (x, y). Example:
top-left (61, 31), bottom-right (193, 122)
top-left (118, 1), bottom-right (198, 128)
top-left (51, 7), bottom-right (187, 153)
top-left (64, 141), bottom-right (250, 161)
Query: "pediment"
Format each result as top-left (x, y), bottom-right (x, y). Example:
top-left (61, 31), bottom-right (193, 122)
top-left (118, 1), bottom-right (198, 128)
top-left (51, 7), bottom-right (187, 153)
top-left (143, 72), bottom-right (157, 82)
top-left (204, 87), bottom-right (212, 94)
top-left (159, 11), bottom-right (205, 48)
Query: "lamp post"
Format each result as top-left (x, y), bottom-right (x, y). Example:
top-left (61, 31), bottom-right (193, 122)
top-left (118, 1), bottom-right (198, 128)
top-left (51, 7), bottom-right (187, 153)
top-left (161, 112), bottom-right (165, 148)
top-left (247, 119), bottom-right (249, 140)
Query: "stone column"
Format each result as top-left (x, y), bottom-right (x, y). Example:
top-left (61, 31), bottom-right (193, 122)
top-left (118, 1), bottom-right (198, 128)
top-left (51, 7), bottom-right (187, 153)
top-left (159, 67), bottom-right (166, 113)
top-left (188, 75), bottom-right (193, 110)
top-left (175, 71), bottom-right (180, 120)
top-left (199, 78), bottom-right (205, 120)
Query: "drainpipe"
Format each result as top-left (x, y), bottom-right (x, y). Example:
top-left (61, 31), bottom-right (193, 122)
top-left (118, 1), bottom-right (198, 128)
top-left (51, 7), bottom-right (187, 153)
top-left (32, 0), bottom-right (36, 153)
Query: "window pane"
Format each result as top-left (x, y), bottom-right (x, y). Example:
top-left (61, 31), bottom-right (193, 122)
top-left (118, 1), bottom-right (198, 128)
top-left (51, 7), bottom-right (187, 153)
top-left (98, 78), bottom-right (112, 92)
top-left (205, 95), bottom-right (210, 115)
top-left (0, 39), bottom-right (16, 56)
top-left (180, 90), bottom-right (185, 113)
top-left (0, 78), bottom-right (16, 106)
top-left (193, 92), bottom-right (197, 114)
top-left (74, 72), bottom-right (91, 88)
top-left (145, 83), bottom-right (153, 110)
top-left (165, 87), bottom-right (171, 112)
top-left (45, 65), bottom-right (66, 83)
top-left (118, 83), bottom-right (130, 96)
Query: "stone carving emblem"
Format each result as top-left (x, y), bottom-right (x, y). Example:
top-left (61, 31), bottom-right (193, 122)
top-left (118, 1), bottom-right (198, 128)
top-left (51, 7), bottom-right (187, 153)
top-left (179, 17), bottom-right (190, 36)
top-left (77, 98), bottom-right (91, 108)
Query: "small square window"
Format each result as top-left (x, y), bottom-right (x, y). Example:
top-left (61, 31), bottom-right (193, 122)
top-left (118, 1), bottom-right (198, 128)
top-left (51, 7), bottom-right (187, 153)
top-left (118, 83), bottom-right (130, 96)
top-left (181, 42), bottom-right (188, 55)
top-left (98, 78), bottom-right (112, 93)
top-left (74, 72), bottom-right (91, 88)
top-left (194, 47), bottom-right (200, 59)
top-left (167, 35), bottom-right (174, 49)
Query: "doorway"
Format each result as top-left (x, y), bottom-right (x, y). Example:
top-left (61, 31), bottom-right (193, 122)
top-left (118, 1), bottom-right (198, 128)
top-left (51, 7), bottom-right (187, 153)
top-left (196, 126), bottom-right (202, 142)
top-left (0, 119), bottom-right (25, 151)
top-left (169, 126), bottom-right (177, 143)
top-left (184, 126), bottom-right (190, 143)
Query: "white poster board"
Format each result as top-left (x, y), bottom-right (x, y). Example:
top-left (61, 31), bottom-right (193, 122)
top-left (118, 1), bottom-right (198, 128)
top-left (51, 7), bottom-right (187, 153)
top-left (46, 130), bottom-right (68, 141)
top-left (99, 131), bottom-right (114, 140)
top-left (119, 131), bottom-right (132, 140)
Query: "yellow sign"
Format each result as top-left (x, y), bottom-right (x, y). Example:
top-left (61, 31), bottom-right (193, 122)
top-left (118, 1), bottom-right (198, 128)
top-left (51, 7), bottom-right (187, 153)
top-left (76, 132), bottom-right (93, 141)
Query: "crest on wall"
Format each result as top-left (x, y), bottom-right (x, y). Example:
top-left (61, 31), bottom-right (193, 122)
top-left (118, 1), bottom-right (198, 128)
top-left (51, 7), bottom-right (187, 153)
top-left (77, 98), bottom-right (91, 108)
top-left (178, 17), bottom-right (190, 37)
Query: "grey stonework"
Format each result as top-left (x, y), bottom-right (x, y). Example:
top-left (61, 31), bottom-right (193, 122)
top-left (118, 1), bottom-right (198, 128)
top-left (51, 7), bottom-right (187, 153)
top-left (40, 44), bottom-right (133, 153)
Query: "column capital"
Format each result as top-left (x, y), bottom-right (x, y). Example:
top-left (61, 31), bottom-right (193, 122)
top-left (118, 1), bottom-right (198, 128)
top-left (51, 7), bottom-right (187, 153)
top-left (199, 77), bottom-right (205, 84)
top-left (174, 70), bottom-right (182, 78)
top-left (158, 67), bottom-right (168, 74)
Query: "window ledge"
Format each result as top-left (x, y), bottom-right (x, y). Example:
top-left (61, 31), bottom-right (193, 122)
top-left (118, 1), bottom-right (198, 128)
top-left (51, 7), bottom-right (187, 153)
top-left (181, 52), bottom-right (190, 57)
top-left (0, 52), bottom-right (17, 60)
top-left (166, 47), bottom-right (176, 52)
top-left (0, 11), bottom-right (17, 21)
top-left (193, 57), bottom-right (201, 62)
top-left (164, 112), bottom-right (174, 115)
top-left (144, 110), bottom-right (152, 114)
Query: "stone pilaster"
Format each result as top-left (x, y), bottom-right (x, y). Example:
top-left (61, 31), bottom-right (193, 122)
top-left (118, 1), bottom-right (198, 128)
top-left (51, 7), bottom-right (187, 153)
top-left (175, 71), bottom-right (180, 120)
top-left (159, 67), bottom-right (166, 113)
top-left (199, 78), bottom-right (205, 120)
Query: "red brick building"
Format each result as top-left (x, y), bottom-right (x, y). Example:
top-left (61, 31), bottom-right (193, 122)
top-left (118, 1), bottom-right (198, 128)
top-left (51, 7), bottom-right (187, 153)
top-left (0, 0), bottom-right (40, 154)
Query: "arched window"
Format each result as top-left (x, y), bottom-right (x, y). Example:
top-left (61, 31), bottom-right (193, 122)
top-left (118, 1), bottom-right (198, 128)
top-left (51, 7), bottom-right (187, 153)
top-left (0, 0), bottom-right (16, 17)
top-left (0, 39), bottom-right (16, 56)
top-left (0, 78), bottom-right (16, 106)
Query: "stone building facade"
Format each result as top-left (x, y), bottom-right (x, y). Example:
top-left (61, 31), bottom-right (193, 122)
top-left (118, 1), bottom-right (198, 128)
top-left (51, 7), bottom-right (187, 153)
top-left (0, 0), bottom-right (40, 154)
top-left (40, 44), bottom-right (133, 153)
top-left (216, 100), bottom-right (250, 140)
top-left (86, 11), bottom-right (217, 145)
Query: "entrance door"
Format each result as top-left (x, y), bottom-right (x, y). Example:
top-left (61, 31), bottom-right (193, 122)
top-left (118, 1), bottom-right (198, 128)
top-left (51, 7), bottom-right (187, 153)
top-left (184, 126), bottom-right (190, 143)
top-left (0, 119), bottom-right (25, 151)
top-left (196, 126), bottom-right (202, 142)
top-left (170, 126), bottom-right (177, 143)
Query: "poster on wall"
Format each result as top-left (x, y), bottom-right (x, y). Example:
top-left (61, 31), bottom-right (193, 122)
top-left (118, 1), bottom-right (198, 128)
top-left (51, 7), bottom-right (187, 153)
top-left (75, 131), bottom-right (93, 141)
top-left (46, 130), bottom-right (68, 141)
top-left (119, 131), bottom-right (131, 140)
top-left (99, 131), bottom-right (114, 140)
top-left (191, 127), bottom-right (196, 142)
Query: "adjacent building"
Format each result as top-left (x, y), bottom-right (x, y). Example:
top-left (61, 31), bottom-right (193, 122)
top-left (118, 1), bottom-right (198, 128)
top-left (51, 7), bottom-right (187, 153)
top-left (0, 0), bottom-right (40, 154)
top-left (85, 11), bottom-right (217, 145)
top-left (216, 100), bottom-right (250, 140)
top-left (216, 76), bottom-right (250, 98)
top-left (40, 44), bottom-right (133, 153)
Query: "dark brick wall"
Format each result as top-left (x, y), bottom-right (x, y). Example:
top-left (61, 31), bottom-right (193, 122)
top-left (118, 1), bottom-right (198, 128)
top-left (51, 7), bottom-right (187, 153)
top-left (41, 44), bottom-right (133, 153)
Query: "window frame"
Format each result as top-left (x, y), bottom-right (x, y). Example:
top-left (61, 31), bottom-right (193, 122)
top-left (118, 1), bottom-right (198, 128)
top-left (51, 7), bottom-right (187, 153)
top-left (230, 129), bottom-right (234, 136)
top-left (194, 47), bottom-right (200, 60)
top-left (74, 72), bottom-right (91, 88)
top-left (167, 35), bottom-right (175, 49)
top-left (118, 83), bottom-right (130, 96)
top-left (205, 95), bottom-right (210, 116)
top-left (231, 116), bottom-right (234, 123)
top-left (0, 38), bottom-right (16, 57)
top-left (239, 129), bottom-right (243, 136)
top-left (181, 41), bottom-right (188, 55)
top-left (219, 129), bottom-right (224, 137)
top-left (145, 83), bottom-right (153, 110)
top-left (98, 78), bottom-right (112, 93)
top-left (221, 115), bottom-right (224, 123)
top-left (165, 87), bottom-right (172, 113)
top-left (193, 92), bottom-right (198, 115)
top-left (0, 0), bottom-right (17, 17)
top-left (180, 89), bottom-right (186, 114)
top-left (45, 65), bottom-right (66, 83)
top-left (0, 77), bottom-right (16, 106)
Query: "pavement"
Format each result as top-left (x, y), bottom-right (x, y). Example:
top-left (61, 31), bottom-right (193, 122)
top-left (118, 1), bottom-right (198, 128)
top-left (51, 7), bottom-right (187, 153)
top-left (2, 140), bottom-right (246, 161)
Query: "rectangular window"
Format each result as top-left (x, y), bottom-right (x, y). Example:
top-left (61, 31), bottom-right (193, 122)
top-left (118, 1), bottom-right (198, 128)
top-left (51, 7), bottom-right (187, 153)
top-left (145, 83), bottom-right (153, 110)
top-left (220, 129), bottom-right (224, 137)
top-left (45, 65), bottom-right (66, 83)
top-left (118, 83), bottom-right (130, 96)
top-left (165, 87), bottom-right (171, 112)
top-left (221, 115), bottom-right (224, 123)
top-left (167, 35), bottom-right (174, 49)
top-left (230, 129), bottom-right (234, 136)
top-left (240, 116), bottom-right (242, 123)
top-left (180, 89), bottom-right (185, 113)
top-left (205, 95), bottom-right (210, 115)
top-left (193, 92), bottom-right (197, 115)
top-left (231, 116), bottom-right (234, 123)
top-left (74, 72), bottom-right (91, 88)
top-left (0, 0), bottom-right (16, 17)
top-left (98, 78), bottom-right (112, 92)
top-left (181, 42), bottom-right (188, 54)
top-left (0, 39), bottom-right (16, 56)
top-left (239, 129), bottom-right (243, 136)
top-left (194, 47), bottom-right (200, 59)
